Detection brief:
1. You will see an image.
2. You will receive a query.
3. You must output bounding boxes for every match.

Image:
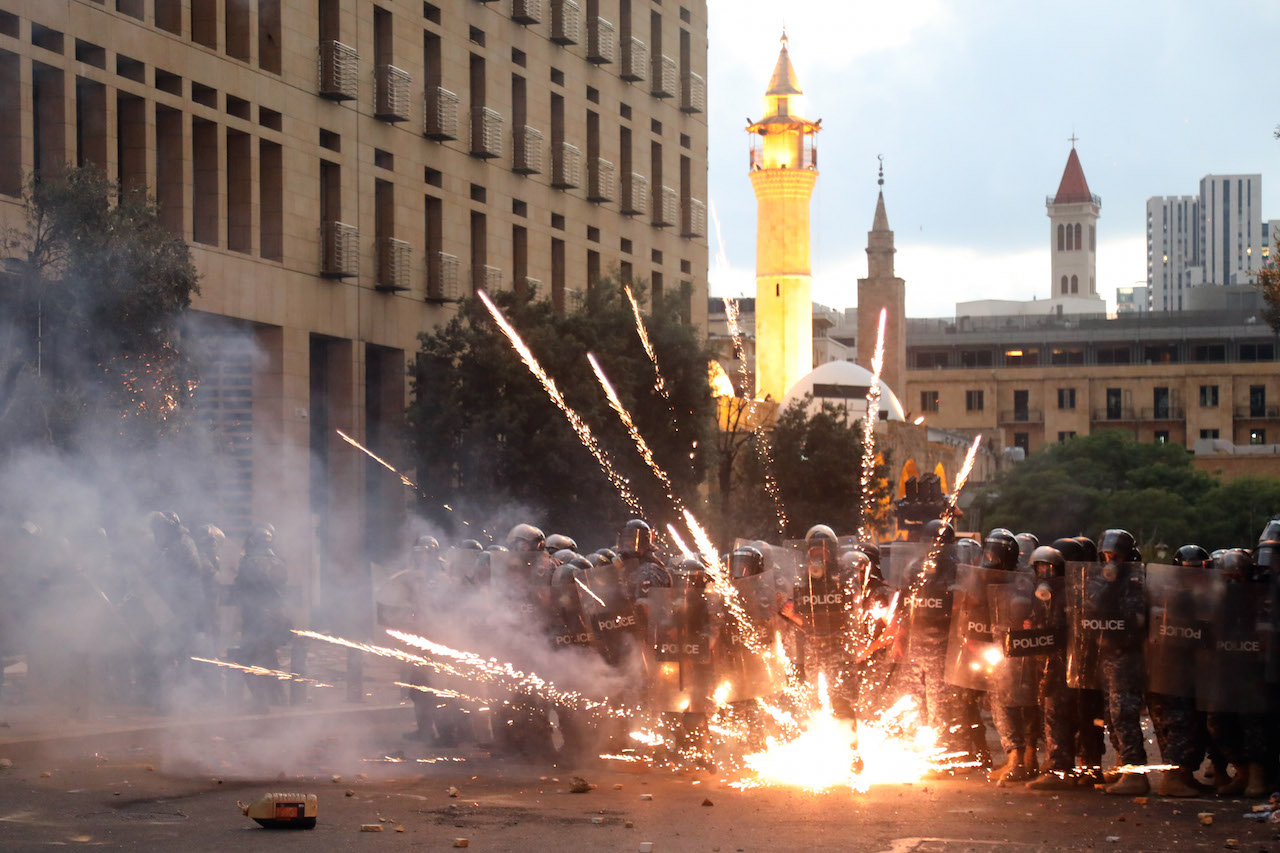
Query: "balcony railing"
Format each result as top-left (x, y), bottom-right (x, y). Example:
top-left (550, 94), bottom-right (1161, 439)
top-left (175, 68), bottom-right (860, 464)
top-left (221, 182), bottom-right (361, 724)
top-left (551, 0), bottom-right (581, 44)
top-left (518, 276), bottom-right (542, 297)
top-left (682, 198), bottom-right (706, 238)
top-left (552, 142), bottom-right (582, 189)
top-left (587, 17), bottom-right (615, 64)
top-left (654, 185), bottom-right (677, 227)
top-left (1234, 405), bottom-right (1280, 419)
top-left (1046, 193), bottom-right (1102, 207)
top-left (622, 172), bottom-right (648, 215)
top-left (998, 409), bottom-right (1044, 424)
top-left (511, 0), bottom-right (541, 24)
top-left (376, 237), bottom-right (411, 292)
top-left (588, 157), bottom-right (615, 202)
top-left (318, 40), bottom-right (358, 100)
top-left (426, 251), bottom-right (460, 301)
top-left (470, 106), bottom-right (503, 158)
top-left (473, 264), bottom-right (503, 295)
top-left (749, 135), bottom-right (818, 171)
top-left (651, 54), bottom-right (677, 98)
top-left (1093, 408), bottom-right (1137, 422)
top-left (513, 125), bottom-right (543, 174)
top-left (680, 71), bottom-right (705, 113)
top-left (374, 64), bottom-right (410, 121)
top-left (321, 220), bottom-right (358, 277)
top-left (424, 86), bottom-right (460, 140)
top-left (621, 37), bottom-right (646, 81)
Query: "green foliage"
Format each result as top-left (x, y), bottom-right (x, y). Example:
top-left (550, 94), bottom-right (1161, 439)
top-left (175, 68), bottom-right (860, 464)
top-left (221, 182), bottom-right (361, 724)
top-left (733, 397), bottom-right (889, 541)
top-left (0, 167), bottom-right (200, 452)
top-left (971, 430), bottom-right (1280, 550)
top-left (405, 276), bottom-right (715, 543)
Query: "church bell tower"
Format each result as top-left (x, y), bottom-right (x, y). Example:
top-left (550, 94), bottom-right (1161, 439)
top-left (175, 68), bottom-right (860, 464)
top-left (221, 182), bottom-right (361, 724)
top-left (748, 34), bottom-right (820, 402)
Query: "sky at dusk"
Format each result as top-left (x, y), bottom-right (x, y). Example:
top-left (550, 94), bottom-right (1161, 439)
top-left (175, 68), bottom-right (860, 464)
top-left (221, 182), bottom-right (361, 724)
top-left (704, 0), bottom-right (1280, 317)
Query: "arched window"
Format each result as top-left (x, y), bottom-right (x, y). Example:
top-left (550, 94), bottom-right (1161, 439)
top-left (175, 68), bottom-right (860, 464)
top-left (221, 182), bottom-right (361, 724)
top-left (1074, 223), bottom-right (1082, 250)
top-left (1090, 225), bottom-right (1096, 250)
top-left (1071, 274), bottom-right (1078, 293)
top-left (1061, 275), bottom-right (1068, 294)
top-left (1066, 225), bottom-right (1074, 251)
top-left (1057, 224), bottom-right (1064, 251)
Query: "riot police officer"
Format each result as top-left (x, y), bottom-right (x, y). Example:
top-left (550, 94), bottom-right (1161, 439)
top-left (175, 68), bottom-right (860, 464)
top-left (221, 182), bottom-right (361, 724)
top-left (231, 523), bottom-right (290, 714)
top-left (785, 525), bottom-right (857, 719)
top-left (905, 519), bottom-right (964, 762)
top-left (1021, 546), bottom-right (1080, 790)
top-left (982, 528), bottom-right (1038, 785)
top-left (617, 519), bottom-right (670, 601)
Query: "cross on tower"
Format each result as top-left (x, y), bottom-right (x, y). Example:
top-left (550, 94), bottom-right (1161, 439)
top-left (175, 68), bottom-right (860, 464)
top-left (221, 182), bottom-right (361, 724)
top-left (1068, 132), bottom-right (1079, 148)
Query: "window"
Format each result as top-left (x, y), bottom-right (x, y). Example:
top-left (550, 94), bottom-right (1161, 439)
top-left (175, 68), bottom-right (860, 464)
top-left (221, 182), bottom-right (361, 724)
top-left (1096, 346), bottom-right (1131, 365)
top-left (1060, 275), bottom-right (1068, 294)
top-left (1070, 274), bottom-right (1078, 293)
top-left (1013, 389), bottom-right (1029, 420)
top-left (1065, 224), bottom-right (1074, 250)
top-left (1192, 344), bottom-right (1226, 362)
top-left (1154, 430), bottom-right (1169, 444)
top-left (1199, 429), bottom-right (1220, 440)
top-left (959, 349), bottom-right (993, 368)
top-left (1250, 429), bottom-right (1267, 446)
top-left (1240, 343), bottom-right (1276, 362)
top-left (1143, 344), bottom-right (1178, 364)
top-left (1106, 388), bottom-right (1123, 420)
top-left (965, 390), bottom-right (984, 412)
top-left (1050, 347), bottom-right (1083, 365)
top-left (1153, 387), bottom-right (1170, 419)
top-left (1057, 388), bottom-right (1076, 410)
top-left (920, 391), bottom-right (939, 413)
top-left (1057, 224), bottom-right (1064, 251)
top-left (914, 351), bottom-right (948, 369)
top-left (1013, 432), bottom-right (1029, 454)
top-left (1199, 385), bottom-right (1219, 407)
top-left (1250, 385), bottom-right (1266, 417)
top-left (1074, 223), bottom-right (1082, 250)
top-left (1003, 348), bottom-right (1038, 366)
top-left (1058, 431), bottom-right (1077, 443)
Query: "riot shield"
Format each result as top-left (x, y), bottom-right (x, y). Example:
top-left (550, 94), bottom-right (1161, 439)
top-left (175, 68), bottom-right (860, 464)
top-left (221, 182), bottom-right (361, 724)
top-left (721, 569), bottom-right (787, 701)
top-left (643, 584), bottom-right (718, 713)
top-left (943, 564), bottom-right (1013, 692)
top-left (1066, 561), bottom-right (1146, 690)
top-left (988, 575), bottom-right (1065, 707)
top-left (577, 562), bottom-right (644, 666)
top-left (883, 542), bottom-right (927, 591)
top-left (1270, 576), bottom-right (1280, 684)
top-left (775, 541), bottom-right (807, 588)
top-left (488, 552), bottom-right (549, 622)
top-left (1197, 576), bottom-right (1272, 713)
top-left (1144, 563), bottom-right (1210, 698)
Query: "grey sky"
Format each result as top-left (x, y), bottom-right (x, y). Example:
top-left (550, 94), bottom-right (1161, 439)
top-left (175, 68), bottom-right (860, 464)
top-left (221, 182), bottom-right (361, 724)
top-left (705, 0), bottom-right (1280, 316)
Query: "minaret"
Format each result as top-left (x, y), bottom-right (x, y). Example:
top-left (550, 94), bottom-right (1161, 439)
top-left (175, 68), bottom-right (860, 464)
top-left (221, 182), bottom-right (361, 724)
top-left (748, 33), bottom-right (820, 402)
top-left (857, 160), bottom-right (906, 399)
top-left (1047, 139), bottom-right (1100, 298)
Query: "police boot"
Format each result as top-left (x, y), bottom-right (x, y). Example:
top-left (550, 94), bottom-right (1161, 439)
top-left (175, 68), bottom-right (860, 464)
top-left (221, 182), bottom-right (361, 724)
top-left (1217, 764), bottom-right (1249, 796)
top-left (1243, 763), bottom-right (1268, 799)
top-left (988, 751), bottom-right (1021, 784)
top-left (1105, 772), bottom-right (1151, 796)
top-left (1157, 767), bottom-right (1202, 798)
top-left (1027, 768), bottom-right (1077, 791)
top-left (999, 746), bottom-right (1037, 786)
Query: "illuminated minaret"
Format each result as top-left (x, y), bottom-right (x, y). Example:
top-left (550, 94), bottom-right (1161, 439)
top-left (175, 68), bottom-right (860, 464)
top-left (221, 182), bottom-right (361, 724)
top-left (748, 33), bottom-right (820, 402)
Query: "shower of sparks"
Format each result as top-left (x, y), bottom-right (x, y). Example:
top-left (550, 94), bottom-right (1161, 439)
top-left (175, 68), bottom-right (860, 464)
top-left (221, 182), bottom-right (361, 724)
top-left (858, 308), bottom-right (887, 543)
top-left (906, 433), bottom-right (985, 600)
top-left (623, 284), bottom-right (670, 403)
top-left (587, 352), bottom-right (683, 512)
top-left (753, 428), bottom-right (789, 539)
top-left (386, 628), bottom-right (632, 718)
top-left (190, 657), bottom-right (335, 687)
top-left (723, 298), bottom-right (751, 396)
top-left (665, 524), bottom-right (696, 561)
top-left (574, 576), bottom-right (607, 607)
top-left (478, 290), bottom-right (644, 518)
top-left (336, 429), bottom-right (418, 490)
top-left (393, 681), bottom-right (490, 706)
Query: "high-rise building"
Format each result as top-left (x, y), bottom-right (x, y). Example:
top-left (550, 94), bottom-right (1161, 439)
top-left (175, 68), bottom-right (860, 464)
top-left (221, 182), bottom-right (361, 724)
top-left (1146, 195), bottom-right (1201, 311)
top-left (748, 33), bottom-right (818, 402)
top-left (0, 0), bottom-right (709, 615)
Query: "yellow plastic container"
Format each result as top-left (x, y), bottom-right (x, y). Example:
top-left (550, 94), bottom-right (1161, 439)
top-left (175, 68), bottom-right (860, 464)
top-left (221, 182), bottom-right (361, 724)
top-left (238, 793), bottom-right (319, 829)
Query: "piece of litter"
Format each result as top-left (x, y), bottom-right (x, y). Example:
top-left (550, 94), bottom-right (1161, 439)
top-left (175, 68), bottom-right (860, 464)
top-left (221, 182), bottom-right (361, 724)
top-left (701, 798), bottom-right (714, 807)
top-left (640, 794), bottom-right (653, 801)
top-left (591, 816), bottom-right (604, 824)
top-left (1224, 840), bottom-right (1239, 849)
top-left (1133, 797), bottom-right (1148, 804)
top-left (613, 784), bottom-right (624, 790)
top-left (453, 839), bottom-right (469, 848)
top-left (211, 778), bottom-right (224, 785)
top-left (345, 790), bottom-right (355, 797)
top-left (395, 826), bottom-right (405, 833)
top-left (0, 758), bottom-right (12, 769)
top-left (1198, 812), bottom-right (1215, 826)
top-left (1105, 837), bottom-right (1120, 843)
top-left (540, 776), bottom-right (548, 781)
top-left (145, 765), bottom-right (155, 772)
top-left (40, 771), bottom-right (51, 778)
top-left (639, 843), bottom-right (654, 853)
top-left (359, 825), bottom-right (383, 832)
top-left (447, 787), bottom-right (460, 798)
top-left (625, 821), bottom-right (634, 828)
top-left (332, 775), bottom-right (342, 783)
top-left (569, 777), bottom-right (591, 794)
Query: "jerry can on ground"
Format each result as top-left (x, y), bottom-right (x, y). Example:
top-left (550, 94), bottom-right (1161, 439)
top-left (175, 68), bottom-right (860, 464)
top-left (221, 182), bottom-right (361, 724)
top-left (238, 793), bottom-right (318, 829)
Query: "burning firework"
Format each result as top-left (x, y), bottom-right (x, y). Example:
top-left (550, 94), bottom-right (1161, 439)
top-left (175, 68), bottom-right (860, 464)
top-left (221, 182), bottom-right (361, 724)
top-left (858, 308), bottom-right (887, 542)
top-left (190, 656), bottom-right (334, 688)
top-left (623, 284), bottom-right (671, 403)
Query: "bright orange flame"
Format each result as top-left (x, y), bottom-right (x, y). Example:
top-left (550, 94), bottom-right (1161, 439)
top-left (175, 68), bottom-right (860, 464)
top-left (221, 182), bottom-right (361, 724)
top-left (708, 360), bottom-right (735, 398)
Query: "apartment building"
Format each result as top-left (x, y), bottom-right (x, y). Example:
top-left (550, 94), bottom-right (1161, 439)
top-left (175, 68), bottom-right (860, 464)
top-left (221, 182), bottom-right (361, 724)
top-left (0, 0), bottom-right (709, 620)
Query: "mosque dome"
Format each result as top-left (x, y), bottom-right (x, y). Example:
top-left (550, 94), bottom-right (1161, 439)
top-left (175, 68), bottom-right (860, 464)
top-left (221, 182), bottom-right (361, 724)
top-left (779, 359), bottom-right (906, 422)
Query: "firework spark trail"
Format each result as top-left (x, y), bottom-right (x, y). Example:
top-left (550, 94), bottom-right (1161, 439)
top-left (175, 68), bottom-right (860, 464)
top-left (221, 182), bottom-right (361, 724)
top-left (723, 298), bottom-right (751, 396)
top-left (336, 429), bottom-right (483, 534)
top-left (903, 433), bottom-right (985, 606)
top-left (386, 628), bottom-right (633, 718)
top-left (477, 290), bottom-right (644, 518)
top-left (665, 524), bottom-right (696, 561)
top-left (190, 656), bottom-right (334, 687)
top-left (574, 576), bottom-right (607, 607)
top-left (858, 308), bottom-right (887, 543)
top-left (623, 284), bottom-right (671, 403)
top-left (753, 427), bottom-right (789, 539)
top-left (393, 681), bottom-right (490, 705)
top-left (587, 352), bottom-right (684, 513)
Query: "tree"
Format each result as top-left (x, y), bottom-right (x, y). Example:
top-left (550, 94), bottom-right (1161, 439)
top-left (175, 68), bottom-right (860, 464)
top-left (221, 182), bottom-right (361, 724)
top-left (405, 276), bottom-right (716, 544)
top-left (971, 430), bottom-right (1280, 550)
top-left (731, 397), bottom-right (890, 542)
top-left (0, 167), bottom-right (200, 452)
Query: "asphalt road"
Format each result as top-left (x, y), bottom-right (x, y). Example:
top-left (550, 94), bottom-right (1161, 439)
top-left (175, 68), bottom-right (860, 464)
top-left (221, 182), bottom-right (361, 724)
top-left (1, 713), bottom-right (1276, 853)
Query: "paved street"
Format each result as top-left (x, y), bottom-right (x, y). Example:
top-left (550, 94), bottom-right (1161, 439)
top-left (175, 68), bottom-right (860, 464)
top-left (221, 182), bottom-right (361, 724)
top-left (1, 704), bottom-right (1276, 853)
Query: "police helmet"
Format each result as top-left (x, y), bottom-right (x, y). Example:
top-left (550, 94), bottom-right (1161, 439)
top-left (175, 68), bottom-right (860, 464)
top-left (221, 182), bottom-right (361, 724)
top-left (412, 534), bottom-right (440, 554)
top-left (982, 528), bottom-right (1020, 572)
top-left (1216, 547), bottom-right (1256, 582)
top-left (954, 537), bottom-right (983, 566)
top-left (545, 533), bottom-right (578, 554)
top-left (552, 548), bottom-right (580, 566)
top-left (805, 524), bottom-right (839, 561)
top-left (195, 524), bottom-right (225, 545)
top-left (148, 510), bottom-right (183, 540)
top-left (856, 540), bottom-right (883, 572)
top-left (1172, 544), bottom-right (1211, 567)
top-left (838, 548), bottom-right (874, 582)
top-left (595, 547), bottom-right (618, 563)
top-left (1073, 536), bottom-right (1098, 562)
top-left (1258, 519), bottom-right (1280, 547)
top-left (506, 524), bottom-right (546, 552)
top-left (1050, 537), bottom-right (1085, 562)
top-left (1014, 533), bottom-right (1040, 568)
top-left (1029, 545), bottom-right (1065, 580)
top-left (676, 557), bottom-right (711, 588)
top-left (244, 522), bottom-right (274, 554)
top-left (729, 545), bottom-right (765, 579)
top-left (921, 519), bottom-right (956, 546)
top-left (620, 519), bottom-right (652, 555)
top-left (1098, 529), bottom-right (1136, 564)
top-left (456, 539), bottom-right (484, 552)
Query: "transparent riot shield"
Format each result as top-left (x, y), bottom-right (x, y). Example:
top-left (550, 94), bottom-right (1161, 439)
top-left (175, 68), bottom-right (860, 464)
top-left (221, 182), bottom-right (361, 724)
top-left (721, 569), bottom-right (787, 702)
top-left (775, 541), bottom-right (807, 588)
top-left (988, 575), bottom-right (1065, 707)
top-left (643, 585), bottom-right (718, 713)
top-left (943, 564), bottom-right (1014, 692)
top-left (1066, 561), bottom-right (1146, 690)
top-left (1144, 563), bottom-right (1210, 698)
top-left (577, 561), bottom-right (644, 666)
top-left (882, 542), bottom-right (928, 592)
top-left (1197, 576), bottom-right (1272, 713)
top-left (1269, 576), bottom-right (1280, 684)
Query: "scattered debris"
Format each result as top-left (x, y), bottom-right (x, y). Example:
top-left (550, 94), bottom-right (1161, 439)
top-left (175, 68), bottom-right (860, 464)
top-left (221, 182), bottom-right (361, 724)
top-left (395, 826), bottom-right (405, 833)
top-left (591, 816), bottom-right (604, 824)
top-left (639, 843), bottom-right (654, 853)
top-left (625, 821), bottom-right (635, 828)
top-left (701, 799), bottom-right (714, 807)
top-left (1133, 797), bottom-right (1148, 804)
top-left (540, 776), bottom-right (548, 781)
top-left (1224, 839), bottom-right (1239, 849)
top-left (0, 758), bottom-right (12, 770)
top-left (453, 838), bottom-right (469, 848)
top-left (332, 775), bottom-right (342, 783)
top-left (355, 773), bottom-right (369, 781)
top-left (613, 784), bottom-right (624, 791)
top-left (39, 771), bottom-right (51, 778)
top-left (569, 777), bottom-right (591, 794)
top-left (447, 786), bottom-right (460, 798)
top-left (238, 793), bottom-right (319, 829)
top-left (640, 794), bottom-right (653, 801)
top-left (345, 790), bottom-right (355, 797)
top-left (211, 778), bottom-right (224, 785)
top-left (1198, 812), bottom-right (1215, 826)
top-left (1105, 837), bottom-right (1120, 844)
top-left (360, 824), bottom-right (383, 832)
top-left (145, 765), bottom-right (155, 772)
